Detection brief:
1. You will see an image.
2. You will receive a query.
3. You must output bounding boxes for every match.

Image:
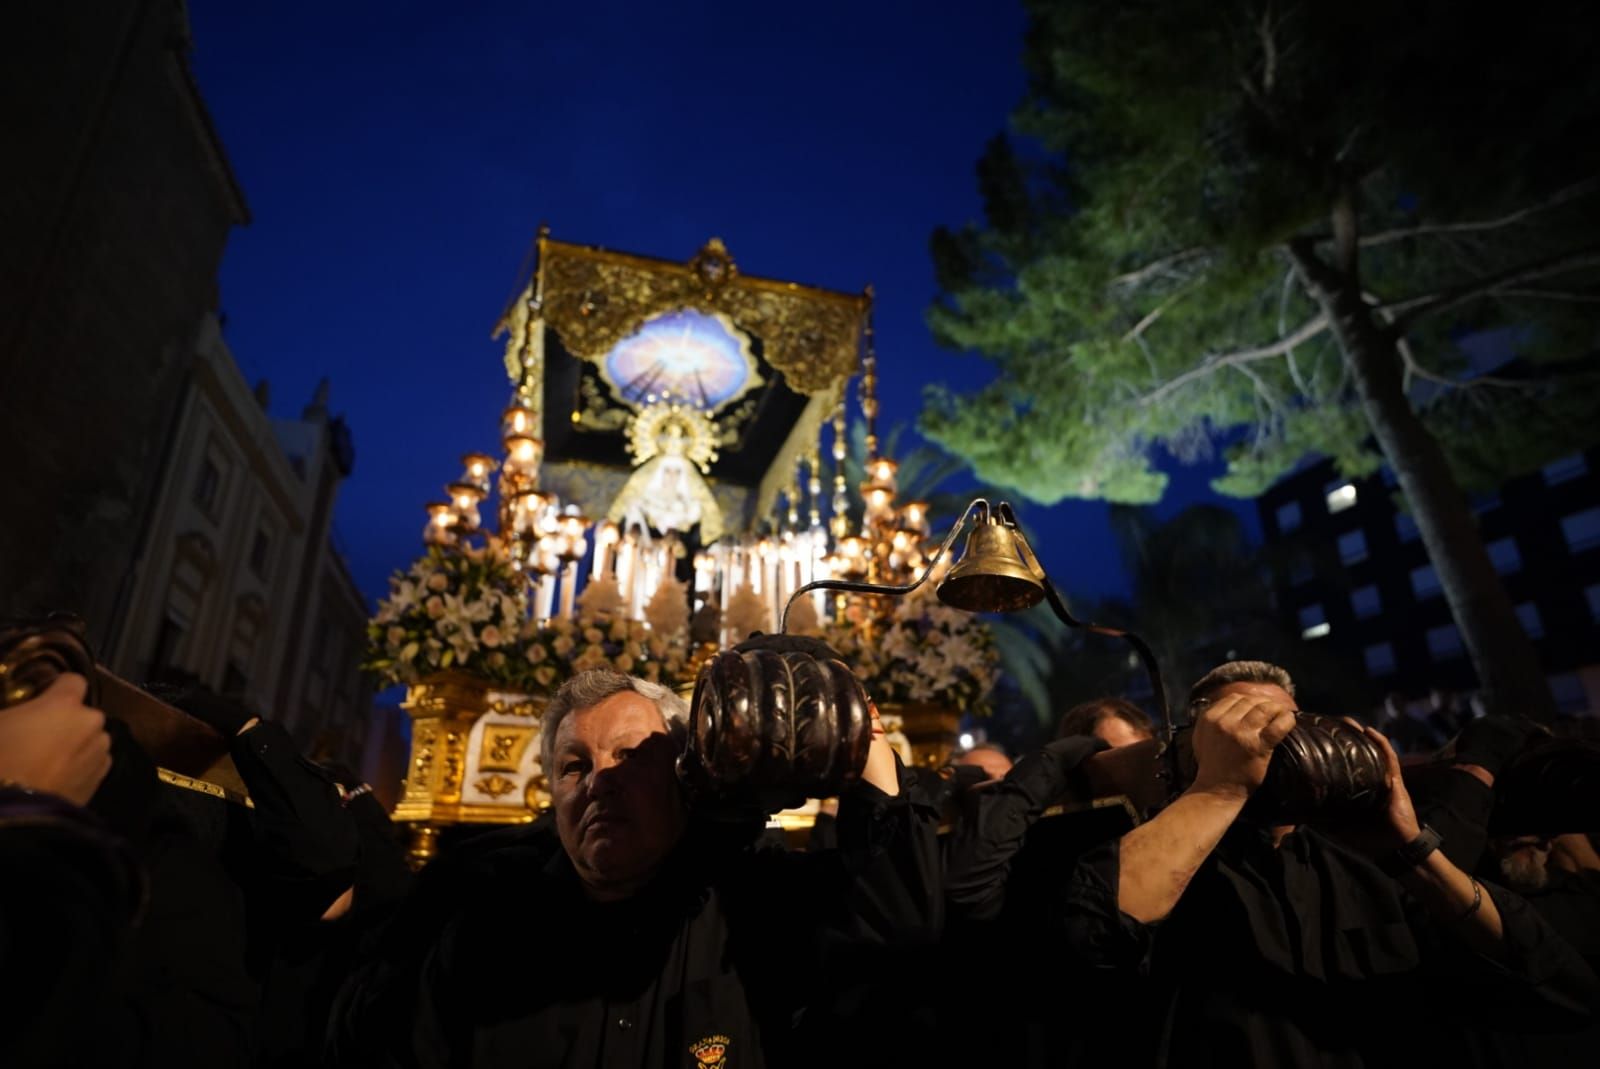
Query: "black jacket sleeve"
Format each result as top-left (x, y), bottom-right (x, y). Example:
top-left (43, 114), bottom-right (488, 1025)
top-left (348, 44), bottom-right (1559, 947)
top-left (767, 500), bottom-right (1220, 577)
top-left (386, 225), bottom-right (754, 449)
top-left (943, 736), bottom-right (1105, 923)
top-left (231, 721), bottom-right (361, 921)
top-left (728, 756), bottom-right (945, 977)
top-left (0, 790), bottom-right (144, 1069)
top-left (1410, 765), bottom-right (1496, 872)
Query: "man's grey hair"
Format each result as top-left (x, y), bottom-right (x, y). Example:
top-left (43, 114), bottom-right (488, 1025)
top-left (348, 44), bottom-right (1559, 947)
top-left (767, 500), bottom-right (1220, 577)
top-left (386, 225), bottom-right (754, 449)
top-left (539, 668), bottom-right (689, 774)
top-left (1188, 660), bottom-right (1296, 710)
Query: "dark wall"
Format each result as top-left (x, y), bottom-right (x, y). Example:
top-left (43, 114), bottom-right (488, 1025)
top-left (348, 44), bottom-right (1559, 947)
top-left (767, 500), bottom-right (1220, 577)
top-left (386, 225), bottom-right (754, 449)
top-left (0, 1), bottom-right (246, 644)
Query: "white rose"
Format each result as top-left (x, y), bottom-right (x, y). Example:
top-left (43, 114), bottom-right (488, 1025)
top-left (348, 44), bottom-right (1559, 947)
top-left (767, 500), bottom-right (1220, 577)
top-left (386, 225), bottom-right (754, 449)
top-left (479, 625), bottom-right (502, 648)
top-left (426, 595), bottom-right (445, 619)
top-left (426, 572), bottom-right (449, 592)
top-left (552, 635), bottom-right (575, 657)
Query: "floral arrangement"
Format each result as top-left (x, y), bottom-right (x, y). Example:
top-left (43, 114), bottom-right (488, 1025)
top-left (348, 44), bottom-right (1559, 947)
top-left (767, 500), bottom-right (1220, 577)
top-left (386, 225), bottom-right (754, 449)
top-left (366, 541), bottom-right (531, 687)
top-left (365, 540), bottom-right (689, 691)
top-left (518, 612), bottom-right (689, 691)
top-left (823, 586), bottom-right (1000, 714)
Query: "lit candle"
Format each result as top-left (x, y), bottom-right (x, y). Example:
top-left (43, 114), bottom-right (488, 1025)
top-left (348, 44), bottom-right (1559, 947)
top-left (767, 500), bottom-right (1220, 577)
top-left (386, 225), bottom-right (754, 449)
top-left (593, 521), bottom-right (619, 579)
top-left (461, 453), bottom-right (497, 492)
top-left (502, 404), bottom-right (536, 439)
top-left (537, 573), bottom-right (556, 621)
top-left (616, 533), bottom-right (636, 608)
top-left (559, 560), bottom-right (578, 618)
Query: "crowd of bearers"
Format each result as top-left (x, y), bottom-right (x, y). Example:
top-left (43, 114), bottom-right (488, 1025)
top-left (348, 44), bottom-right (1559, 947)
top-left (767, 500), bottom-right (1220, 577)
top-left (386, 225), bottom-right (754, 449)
top-left (2, 638), bottom-right (1596, 1067)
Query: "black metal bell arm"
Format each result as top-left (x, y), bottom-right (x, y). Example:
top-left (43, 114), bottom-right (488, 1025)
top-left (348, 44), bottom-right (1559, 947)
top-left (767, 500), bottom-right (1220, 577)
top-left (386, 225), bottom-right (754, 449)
top-left (991, 501), bottom-right (1173, 747)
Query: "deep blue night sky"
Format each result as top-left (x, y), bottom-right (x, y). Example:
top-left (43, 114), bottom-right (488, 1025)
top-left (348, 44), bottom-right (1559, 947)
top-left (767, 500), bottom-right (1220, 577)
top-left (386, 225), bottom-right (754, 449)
top-left (188, 0), bottom-right (1253, 609)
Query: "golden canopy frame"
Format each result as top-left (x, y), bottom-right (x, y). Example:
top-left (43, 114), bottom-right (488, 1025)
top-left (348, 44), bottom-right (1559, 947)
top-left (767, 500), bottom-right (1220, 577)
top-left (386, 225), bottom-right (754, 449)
top-left (498, 229), bottom-right (871, 404)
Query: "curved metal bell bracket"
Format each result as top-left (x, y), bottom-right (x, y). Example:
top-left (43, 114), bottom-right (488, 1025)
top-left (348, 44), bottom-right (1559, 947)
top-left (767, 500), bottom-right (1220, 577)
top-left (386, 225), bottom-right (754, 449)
top-left (781, 498), bottom-right (1174, 747)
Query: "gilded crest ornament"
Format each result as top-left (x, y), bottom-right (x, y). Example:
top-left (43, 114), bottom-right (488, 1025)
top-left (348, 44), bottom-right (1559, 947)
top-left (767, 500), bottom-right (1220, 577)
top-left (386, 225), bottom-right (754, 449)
top-left (627, 401), bottom-right (720, 473)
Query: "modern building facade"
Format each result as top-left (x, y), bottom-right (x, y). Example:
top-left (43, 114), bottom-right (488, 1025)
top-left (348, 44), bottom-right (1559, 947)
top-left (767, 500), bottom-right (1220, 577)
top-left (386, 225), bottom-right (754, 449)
top-left (1258, 451), bottom-right (1600, 716)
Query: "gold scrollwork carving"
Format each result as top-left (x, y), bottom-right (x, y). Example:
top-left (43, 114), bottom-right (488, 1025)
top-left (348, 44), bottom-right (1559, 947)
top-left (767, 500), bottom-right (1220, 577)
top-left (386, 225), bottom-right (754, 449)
top-left (474, 773), bottom-right (519, 799)
top-left (479, 725), bottom-right (534, 773)
top-left (412, 724), bottom-right (438, 783)
top-left (532, 237), bottom-right (867, 397)
top-left (440, 727), bottom-right (468, 800)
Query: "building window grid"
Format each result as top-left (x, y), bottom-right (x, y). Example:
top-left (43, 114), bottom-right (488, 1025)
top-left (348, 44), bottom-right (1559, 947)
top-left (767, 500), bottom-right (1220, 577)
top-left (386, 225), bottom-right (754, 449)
top-left (1364, 642), bottom-right (1397, 676)
top-left (1543, 454), bottom-right (1587, 485)
top-left (1351, 584), bottom-right (1382, 619)
top-left (1426, 624), bottom-right (1463, 660)
top-left (1486, 536), bottom-right (1521, 575)
top-left (1561, 507), bottom-right (1600, 553)
top-left (1325, 482), bottom-right (1358, 514)
top-left (1515, 602), bottom-right (1543, 640)
top-left (1410, 564), bottom-right (1441, 599)
top-left (1338, 529), bottom-right (1369, 565)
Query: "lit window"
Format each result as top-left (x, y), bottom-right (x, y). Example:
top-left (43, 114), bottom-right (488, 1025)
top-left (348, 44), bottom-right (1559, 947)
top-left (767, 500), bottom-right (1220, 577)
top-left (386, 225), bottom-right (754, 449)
top-left (1396, 512), bottom-right (1419, 542)
top-left (1351, 584), bottom-right (1382, 619)
top-left (1516, 602), bottom-right (1543, 640)
top-left (1486, 536), bottom-right (1521, 575)
top-left (1338, 530), bottom-right (1368, 565)
top-left (1410, 564), bottom-right (1441, 599)
top-left (1325, 483), bottom-right (1358, 513)
top-left (1276, 501), bottom-right (1302, 534)
top-left (1561, 507), bottom-right (1600, 552)
top-left (1426, 624), bottom-right (1463, 659)
top-left (1548, 672), bottom-right (1588, 713)
top-left (1298, 603), bottom-right (1329, 640)
top-left (1587, 584), bottom-right (1600, 621)
top-left (1543, 454), bottom-right (1587, 485)
top-left (1364, 642), bottom-right (1396, 676)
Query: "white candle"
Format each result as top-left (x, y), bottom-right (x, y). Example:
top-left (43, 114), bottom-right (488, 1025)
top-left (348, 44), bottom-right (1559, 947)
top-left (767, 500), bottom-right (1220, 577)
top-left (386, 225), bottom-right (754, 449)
top-left (537, 573), bottom-right (556, 621)
top-left (616, 535), bottom-right (635, 608)
top-left (559, 561), bottom-right (577, 618)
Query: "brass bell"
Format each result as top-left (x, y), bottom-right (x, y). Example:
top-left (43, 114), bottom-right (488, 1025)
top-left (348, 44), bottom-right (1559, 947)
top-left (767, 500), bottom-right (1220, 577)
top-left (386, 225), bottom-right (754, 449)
top-left (936, 515), bottom-right (1046, 613)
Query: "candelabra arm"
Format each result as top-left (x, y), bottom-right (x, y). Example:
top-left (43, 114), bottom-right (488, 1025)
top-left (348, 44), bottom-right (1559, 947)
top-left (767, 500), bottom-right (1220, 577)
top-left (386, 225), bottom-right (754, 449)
top-left (780, 498), bottom-right (988, 633)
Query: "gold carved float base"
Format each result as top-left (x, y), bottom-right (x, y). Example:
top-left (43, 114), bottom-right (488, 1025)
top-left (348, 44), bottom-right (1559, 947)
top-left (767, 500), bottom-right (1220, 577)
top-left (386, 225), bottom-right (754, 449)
top-left (394, 671), bottom-right (548, 868)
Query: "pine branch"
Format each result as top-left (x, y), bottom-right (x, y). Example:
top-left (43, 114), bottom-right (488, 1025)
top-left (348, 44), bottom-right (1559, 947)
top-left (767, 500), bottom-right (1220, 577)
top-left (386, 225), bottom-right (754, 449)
top-left (1120, 282), bottom-right (1196, 343)
top-left (1137, 315), bottom-right (1329, 406)
top-left (1492, 288), bottom-right (1600, 303)
top-left (1109, 247), bottom-right (1212, 288)
top-left (1384, 245), bottom-right (1600, 329)
top-left (1358, 177), bottom-right (1600, 247)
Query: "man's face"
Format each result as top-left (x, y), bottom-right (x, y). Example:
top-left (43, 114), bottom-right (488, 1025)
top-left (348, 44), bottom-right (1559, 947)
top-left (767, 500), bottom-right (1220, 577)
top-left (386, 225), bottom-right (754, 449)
top-left (1211, 680), bottom-right (1296, 709)
top-left (954, 747), bottom-right (1013, 783)
top-left (550, 691), bottom-right (687, 899)
top-left (1093, 716), bottom-right (1152, 750)
top-left (1493, 835), bottom-right (1552, 892)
